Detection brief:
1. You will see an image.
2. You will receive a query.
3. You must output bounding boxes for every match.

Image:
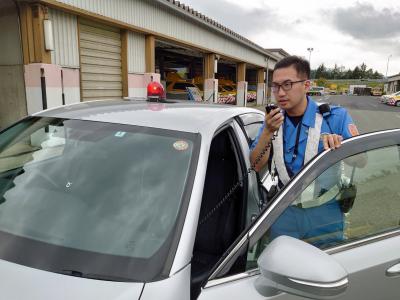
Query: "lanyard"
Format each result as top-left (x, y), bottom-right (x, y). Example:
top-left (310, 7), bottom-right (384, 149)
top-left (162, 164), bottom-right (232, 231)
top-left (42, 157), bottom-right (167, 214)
top-left (283, 116), bottom-right (303, 164)
top-left (292, 120), bottom-right (303, 162)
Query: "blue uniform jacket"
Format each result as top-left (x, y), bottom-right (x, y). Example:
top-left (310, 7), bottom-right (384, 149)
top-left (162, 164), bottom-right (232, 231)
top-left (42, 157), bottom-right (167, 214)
top-left (251, 97), bottom-right (355, 176)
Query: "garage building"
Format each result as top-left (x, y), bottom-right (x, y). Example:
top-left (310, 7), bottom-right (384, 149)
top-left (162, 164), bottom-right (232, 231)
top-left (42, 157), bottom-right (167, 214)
top-left (0, 0), bottom-right (281, 129)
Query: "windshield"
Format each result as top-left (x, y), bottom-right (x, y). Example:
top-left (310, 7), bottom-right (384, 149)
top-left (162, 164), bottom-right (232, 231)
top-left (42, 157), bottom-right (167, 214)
top-left (0, 117), bottom-right (199, 282)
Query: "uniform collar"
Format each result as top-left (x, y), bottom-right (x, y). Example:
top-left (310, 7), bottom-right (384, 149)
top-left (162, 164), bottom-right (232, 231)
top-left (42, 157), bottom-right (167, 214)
top-left (283, 97), bottom-right (318, 149)
top-left (283, 96), bottom-right (318, 128)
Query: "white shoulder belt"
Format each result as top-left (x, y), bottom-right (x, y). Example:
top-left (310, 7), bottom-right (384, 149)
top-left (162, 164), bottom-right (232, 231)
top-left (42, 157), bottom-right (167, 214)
top-left (272, 113), bottom-right (323, 185)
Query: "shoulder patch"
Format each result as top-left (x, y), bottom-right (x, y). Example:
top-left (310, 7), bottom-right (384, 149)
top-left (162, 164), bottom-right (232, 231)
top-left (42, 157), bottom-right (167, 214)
top-left (348, 124), bottom-right (359, 136)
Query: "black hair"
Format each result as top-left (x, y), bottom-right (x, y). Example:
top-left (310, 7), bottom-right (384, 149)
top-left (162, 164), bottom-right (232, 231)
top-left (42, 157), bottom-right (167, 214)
top-left (273, 55), bottom-right (310, 79)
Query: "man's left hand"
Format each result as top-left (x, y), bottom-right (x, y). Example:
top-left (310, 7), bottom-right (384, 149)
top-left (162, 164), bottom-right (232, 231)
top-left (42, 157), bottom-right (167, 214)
top-left (322, 134), bottom-right (343, 150)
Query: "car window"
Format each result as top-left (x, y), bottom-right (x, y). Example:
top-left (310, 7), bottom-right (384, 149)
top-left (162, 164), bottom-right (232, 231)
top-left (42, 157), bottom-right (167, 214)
top-left (246, 145), bottom-right (400, 270)
top-left (238, 113), bottom-right (264, 145)
top-left (192, 126), bottom-right (249, 296)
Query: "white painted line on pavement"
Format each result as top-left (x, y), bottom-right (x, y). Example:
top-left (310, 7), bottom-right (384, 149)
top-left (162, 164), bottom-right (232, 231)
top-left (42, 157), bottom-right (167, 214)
top-left (395, 114), bottom-right (400, 119)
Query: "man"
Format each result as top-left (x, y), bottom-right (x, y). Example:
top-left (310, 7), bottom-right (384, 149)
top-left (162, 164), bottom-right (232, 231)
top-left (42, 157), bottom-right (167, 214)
top-left (250, 56), bottom-right (359, 246)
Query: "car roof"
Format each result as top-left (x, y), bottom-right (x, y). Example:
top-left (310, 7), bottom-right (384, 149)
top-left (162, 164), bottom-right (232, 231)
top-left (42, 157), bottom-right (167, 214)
top-left (34, 99), bottom-right (263, 134)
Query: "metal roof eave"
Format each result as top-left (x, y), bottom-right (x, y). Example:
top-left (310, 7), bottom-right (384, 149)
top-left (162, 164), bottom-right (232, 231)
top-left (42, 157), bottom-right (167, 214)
top-left (156, 0), bottom-right (279, 63)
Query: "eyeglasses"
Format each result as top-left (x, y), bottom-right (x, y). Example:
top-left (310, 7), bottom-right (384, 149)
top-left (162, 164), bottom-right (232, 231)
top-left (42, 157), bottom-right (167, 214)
top-left (271, 80), bottom-right (306, 93)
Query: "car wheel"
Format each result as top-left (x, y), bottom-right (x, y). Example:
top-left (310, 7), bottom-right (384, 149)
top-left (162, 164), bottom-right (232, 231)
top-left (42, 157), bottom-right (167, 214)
top-left (396, 101), bottom-right (400, 107)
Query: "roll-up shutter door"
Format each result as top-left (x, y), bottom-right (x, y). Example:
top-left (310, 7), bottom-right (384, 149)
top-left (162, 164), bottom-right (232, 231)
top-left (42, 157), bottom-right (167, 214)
top-left (79, 19), bottom-right (122, 100)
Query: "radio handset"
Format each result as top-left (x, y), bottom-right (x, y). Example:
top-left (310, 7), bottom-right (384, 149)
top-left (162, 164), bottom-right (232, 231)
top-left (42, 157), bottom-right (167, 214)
top-left (318, 103), bottom-right (333, 132)
top-left (265, 103), bottom-right (278, 114)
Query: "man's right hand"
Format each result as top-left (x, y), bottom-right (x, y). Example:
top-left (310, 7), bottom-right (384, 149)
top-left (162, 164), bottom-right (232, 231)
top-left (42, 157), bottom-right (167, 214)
top-left (266, 108), bottom-right (284, 133)
top-left (250, 108), bottom-right (283, 172)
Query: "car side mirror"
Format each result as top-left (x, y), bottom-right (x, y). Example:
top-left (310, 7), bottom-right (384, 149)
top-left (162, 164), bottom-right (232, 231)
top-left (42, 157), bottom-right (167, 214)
top-left (254, 236), bottom-right (348, 300)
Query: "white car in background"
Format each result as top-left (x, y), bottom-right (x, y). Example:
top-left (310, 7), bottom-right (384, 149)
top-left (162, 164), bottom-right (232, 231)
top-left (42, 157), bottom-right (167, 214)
top-left (307, 86), bottom-right (325, 96)
top-left (380, 91), bottom-right (400, 103)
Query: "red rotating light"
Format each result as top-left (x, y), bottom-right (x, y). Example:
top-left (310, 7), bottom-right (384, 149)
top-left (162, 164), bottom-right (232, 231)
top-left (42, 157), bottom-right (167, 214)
top-left (147, 82), bottom-right (165, 100)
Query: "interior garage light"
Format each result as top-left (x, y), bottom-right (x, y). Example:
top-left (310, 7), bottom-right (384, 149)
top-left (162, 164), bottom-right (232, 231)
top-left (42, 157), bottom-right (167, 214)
top-left (43, 19), bottom-right (54, 51)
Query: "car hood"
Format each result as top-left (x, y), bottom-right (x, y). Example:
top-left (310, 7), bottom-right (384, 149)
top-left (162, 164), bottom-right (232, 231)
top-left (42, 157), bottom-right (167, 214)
top-left (0, 259), bottom-right (144, 300)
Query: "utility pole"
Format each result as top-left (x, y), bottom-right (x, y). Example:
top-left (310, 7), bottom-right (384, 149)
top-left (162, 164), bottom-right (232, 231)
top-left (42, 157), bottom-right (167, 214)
top-left (307, 47), bottom-right (314, 78)
top-left (386, 54), bottom-right (392, 78)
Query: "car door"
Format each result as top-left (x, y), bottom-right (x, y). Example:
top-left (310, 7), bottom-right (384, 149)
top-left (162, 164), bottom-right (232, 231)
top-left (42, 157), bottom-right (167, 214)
top-left (235, 113), bottom-right (266, 221)
top-left (197, 129), bottom-right (400, 300)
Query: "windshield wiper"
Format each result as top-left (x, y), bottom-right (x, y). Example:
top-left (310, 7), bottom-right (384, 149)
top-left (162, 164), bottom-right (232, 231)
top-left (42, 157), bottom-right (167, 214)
top-left (58, 269), bottom-right (136, 282)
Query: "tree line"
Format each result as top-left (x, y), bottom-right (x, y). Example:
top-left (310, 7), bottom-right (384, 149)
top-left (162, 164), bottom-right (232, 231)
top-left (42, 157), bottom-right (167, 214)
top-left (311, 63), bottom-right (384, 80)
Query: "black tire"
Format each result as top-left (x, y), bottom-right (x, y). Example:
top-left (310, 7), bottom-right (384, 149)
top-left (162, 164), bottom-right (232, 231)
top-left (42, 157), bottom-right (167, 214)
top-left (396, 101), bottom-right (400, 107)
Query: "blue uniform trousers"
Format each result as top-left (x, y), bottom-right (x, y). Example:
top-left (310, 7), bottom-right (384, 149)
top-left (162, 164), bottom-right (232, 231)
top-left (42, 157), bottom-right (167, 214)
top-left (270, 199), bottom-right (344, 247)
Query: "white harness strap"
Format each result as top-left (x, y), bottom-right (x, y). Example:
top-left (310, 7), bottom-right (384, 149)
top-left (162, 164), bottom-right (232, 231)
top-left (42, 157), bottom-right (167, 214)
top-left (272, 125), bottom-right (291, 185)
top-left (272, 113), bottom-right (323, 186)
top-left (304, 113), bottom-right (323, 164)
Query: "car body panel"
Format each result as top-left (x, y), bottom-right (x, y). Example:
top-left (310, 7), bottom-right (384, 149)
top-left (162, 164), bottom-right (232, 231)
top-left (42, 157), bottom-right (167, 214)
top-left (34, 100), bottom-right (259, 135)
top-left (141, 264), bottom-right (191, 300)
top-left (332, 233), bottom-right (400, 300)
top-left (200, 234), bottom-right (400, 300)
top-left (0, 259), bottom-right (144, 300)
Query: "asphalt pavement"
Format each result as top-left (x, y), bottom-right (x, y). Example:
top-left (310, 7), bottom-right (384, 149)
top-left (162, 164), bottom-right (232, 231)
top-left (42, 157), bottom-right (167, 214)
top-left (314, 94), bottom-right (400, 133)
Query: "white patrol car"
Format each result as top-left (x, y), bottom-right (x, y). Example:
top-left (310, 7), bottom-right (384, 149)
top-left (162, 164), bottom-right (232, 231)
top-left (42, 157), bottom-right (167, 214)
top-left (0, 83), bottom-right (399, 300)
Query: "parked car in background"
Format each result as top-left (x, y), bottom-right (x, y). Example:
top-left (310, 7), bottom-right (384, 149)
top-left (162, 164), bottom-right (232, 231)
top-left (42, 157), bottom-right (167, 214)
top-left (386, 95), bottom-right (400, 107)
top-left (307, 86), bottom-right (325, 96)
top-left (330, 89), bottom-right (338, 95)
top-left (370, 87), bottom-right (383, 96)
top-left (381, 91), bottom-right (400, 103)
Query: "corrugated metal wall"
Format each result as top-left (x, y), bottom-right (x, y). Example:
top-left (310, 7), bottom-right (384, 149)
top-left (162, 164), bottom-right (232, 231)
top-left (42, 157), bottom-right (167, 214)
top-left (0, 1), bottom-right (26, 129)
top-left (49, 9), bottom-right (79, 68)
top-left (79, 19), bottom-right (122, 100)
top-left (54, 0), bottom-right (268, 67)
top-left (128, 31), bottom-right (145, 73)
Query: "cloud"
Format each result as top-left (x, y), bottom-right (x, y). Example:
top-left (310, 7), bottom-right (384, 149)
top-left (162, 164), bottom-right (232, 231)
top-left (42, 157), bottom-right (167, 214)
top-left (331, 2), bottom-right (400, 40)
top-left (181, 0), bottom-right (281, 37)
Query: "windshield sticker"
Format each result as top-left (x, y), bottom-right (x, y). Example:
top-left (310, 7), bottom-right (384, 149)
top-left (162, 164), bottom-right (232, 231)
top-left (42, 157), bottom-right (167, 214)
top-left (115, 131), bottom-right (126, 137)
top-left (173, 140), bottom-right (189, 151)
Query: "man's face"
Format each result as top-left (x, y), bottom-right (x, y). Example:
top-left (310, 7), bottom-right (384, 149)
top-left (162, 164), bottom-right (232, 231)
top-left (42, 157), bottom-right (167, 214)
top-left (272, 65), bottom-right (310, 112)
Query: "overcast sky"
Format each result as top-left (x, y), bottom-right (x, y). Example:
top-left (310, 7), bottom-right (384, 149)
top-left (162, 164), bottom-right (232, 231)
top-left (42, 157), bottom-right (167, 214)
top-left (181, 0), bottom-right (400, 76)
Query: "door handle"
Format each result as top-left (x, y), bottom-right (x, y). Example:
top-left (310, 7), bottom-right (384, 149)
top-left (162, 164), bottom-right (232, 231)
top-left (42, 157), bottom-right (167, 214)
top-left (386, 263), bottom-right (400, 277)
